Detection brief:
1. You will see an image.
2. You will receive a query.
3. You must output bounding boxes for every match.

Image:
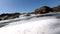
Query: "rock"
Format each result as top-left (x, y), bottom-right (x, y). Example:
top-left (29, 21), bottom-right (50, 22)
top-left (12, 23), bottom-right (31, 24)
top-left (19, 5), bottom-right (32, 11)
top-left (52, 5), bottom-right (60, 12)
top-left (34, 6), bottom-right (53, 14)
top-left (0, 12), bottom-right (21, 21)
top-left (24, 13), bottom-right (31, 16)
top-left (4, 13), bottom-right (20, 20)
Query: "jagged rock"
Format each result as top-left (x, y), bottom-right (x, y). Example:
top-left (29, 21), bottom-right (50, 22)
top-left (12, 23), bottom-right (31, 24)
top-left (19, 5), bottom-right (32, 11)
top-left (4, 13), bottom-right (20, 20)
top-left (34, 6), bottom-right (53, 14)
top-left (25, 14), bottom-right (31, 16)
top-left (0, 13), bottom-right (8, 20)
top-left (0, 13), bottom-right (21, 21)
top-left (24, 12), bottom-right (35, 16)
top-left (52, 5), bottom-right (60, 12)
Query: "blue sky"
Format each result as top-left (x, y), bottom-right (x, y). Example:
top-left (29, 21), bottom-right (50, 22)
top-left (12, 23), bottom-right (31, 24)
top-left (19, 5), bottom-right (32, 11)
top-left (0, 0), bottom-right (60, 14)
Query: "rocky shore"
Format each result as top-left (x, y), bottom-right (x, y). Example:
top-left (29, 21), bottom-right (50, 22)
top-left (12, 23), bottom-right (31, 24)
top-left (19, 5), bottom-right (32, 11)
top-left (0, 5), bottom-right (60, 21)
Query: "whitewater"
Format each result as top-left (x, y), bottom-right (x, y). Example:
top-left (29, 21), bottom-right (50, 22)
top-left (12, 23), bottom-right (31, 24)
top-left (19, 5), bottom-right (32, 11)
top-left (0, 12), bottom-right (60, 34)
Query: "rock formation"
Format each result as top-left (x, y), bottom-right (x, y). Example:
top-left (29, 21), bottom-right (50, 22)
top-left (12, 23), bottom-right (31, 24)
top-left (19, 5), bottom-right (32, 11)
top-left (0, 13), bottom-right (21, 21)
top-left (34, 6), bottom-right (53, 14)
top-left (0, 5), bottom-right (60, 21)
top-left (52, 5), bottom-right (60, 12)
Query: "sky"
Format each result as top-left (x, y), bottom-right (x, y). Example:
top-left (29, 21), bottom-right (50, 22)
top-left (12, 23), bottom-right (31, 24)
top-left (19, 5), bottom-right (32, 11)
top-left (0, 0), bottom-right (60, 14)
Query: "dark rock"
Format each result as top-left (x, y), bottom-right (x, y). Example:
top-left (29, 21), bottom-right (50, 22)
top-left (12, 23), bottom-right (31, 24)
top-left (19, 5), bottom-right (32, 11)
top-left (34, 6), bottom-right (53, 14)
top-left (0, 12), bottom-right (21, 21)
top-left (52, 5), bottom-right (60, 12)
top-left (25, 14), bottom-right (31, 16)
